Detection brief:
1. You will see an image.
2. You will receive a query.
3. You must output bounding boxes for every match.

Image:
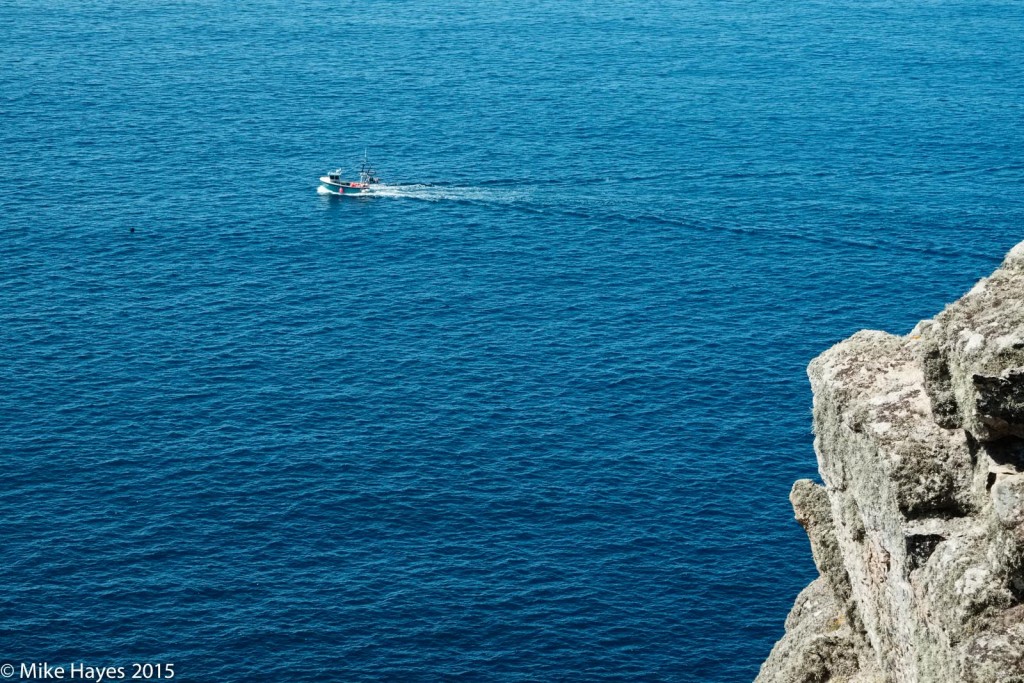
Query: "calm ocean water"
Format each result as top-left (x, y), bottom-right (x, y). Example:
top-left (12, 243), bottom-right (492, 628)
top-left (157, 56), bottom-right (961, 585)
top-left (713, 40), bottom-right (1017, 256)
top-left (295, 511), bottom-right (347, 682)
top-left (2, 1), bottom-right (1022, 680)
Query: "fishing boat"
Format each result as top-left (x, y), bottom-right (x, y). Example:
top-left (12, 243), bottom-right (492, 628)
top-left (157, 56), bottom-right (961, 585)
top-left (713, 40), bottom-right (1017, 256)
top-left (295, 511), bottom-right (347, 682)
top-left (319, 153), bottom-right (381, 196)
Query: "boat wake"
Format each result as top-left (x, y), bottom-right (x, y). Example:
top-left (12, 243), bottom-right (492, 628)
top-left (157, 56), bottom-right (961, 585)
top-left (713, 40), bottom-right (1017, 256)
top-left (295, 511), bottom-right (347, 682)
top-left (365, 183), bottom-right (533, 204)
top-left (321, 175), bottom-right (992, 264)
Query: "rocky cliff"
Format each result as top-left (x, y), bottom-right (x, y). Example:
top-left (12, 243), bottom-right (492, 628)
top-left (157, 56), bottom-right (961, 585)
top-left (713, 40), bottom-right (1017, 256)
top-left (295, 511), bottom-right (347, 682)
top-left (756, 242), bottom-right (1024, 683)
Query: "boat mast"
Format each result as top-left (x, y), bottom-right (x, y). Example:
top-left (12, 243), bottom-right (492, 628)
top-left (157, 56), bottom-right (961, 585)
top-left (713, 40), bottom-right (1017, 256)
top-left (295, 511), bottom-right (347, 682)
top-left (359, 148), bottom-right (378, 185)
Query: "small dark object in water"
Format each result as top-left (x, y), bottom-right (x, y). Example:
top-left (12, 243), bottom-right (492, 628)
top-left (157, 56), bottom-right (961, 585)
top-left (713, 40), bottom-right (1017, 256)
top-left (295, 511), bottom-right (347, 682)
top-left (130, 227), bottom-right (135, 233)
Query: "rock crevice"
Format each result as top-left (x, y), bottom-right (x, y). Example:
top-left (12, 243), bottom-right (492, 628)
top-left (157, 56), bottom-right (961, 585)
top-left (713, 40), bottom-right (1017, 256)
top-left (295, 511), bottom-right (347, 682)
top-left (756, 242), bottom-right (1024, 683)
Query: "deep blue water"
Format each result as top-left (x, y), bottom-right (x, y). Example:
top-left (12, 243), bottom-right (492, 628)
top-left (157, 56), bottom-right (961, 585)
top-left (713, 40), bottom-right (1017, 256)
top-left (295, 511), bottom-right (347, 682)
top-left (2, 1), bottom-right (1022, 680)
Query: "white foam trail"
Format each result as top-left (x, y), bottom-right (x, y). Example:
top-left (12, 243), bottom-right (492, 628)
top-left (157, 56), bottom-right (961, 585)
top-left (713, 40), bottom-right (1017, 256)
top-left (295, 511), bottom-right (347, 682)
top-left (366, 183), bottom-right (532, 204)
top-left (316, 185), bottom-right (338, 195)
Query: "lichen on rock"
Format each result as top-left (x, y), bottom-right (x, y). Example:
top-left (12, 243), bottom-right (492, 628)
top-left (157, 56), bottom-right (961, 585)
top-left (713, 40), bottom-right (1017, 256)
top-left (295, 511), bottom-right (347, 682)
top-left (756, 242), bottom-right (1024, 683)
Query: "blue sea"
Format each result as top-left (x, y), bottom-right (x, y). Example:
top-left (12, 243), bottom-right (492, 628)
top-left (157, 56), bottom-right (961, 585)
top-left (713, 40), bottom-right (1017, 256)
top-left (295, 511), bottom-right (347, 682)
top-left (2, 1), bottom-right (1022, 680)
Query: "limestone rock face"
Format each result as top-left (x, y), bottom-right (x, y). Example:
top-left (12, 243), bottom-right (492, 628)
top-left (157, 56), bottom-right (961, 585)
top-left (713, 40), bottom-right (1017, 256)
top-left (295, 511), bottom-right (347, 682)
top-left (756, 242), bottom-right (1024, 683)
top-left (918, 242), bottom-right (1024, 440)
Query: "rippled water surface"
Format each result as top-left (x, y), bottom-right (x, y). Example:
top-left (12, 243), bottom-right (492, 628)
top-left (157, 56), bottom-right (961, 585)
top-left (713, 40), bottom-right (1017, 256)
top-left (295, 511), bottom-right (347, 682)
top-left (2, 1), bottom-right (1023, 680)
